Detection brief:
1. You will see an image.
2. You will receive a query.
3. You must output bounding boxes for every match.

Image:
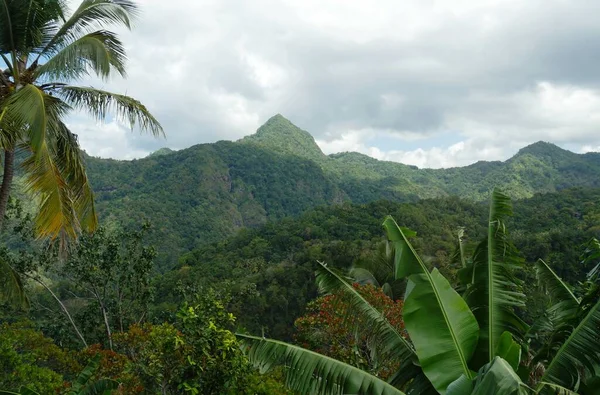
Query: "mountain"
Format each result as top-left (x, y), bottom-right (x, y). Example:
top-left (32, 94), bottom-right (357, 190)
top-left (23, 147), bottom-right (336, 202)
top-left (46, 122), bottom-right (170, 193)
top-left (84, 114), bottom-right (600, 267)
top-left (239, 114), bottom-right (326, 162)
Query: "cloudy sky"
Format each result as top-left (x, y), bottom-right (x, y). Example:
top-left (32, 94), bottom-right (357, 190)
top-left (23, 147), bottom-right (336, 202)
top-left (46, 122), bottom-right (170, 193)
top-left (68, 0), bottom-right (600, 168)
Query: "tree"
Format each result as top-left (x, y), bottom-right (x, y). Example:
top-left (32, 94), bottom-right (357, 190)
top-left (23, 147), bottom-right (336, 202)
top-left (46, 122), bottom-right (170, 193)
top-left (294, 283), bottom-right (406, 380)
top-left (0, 0), bottom-right (163, 240)
top-left (239, 189), bottom-right (600, 394)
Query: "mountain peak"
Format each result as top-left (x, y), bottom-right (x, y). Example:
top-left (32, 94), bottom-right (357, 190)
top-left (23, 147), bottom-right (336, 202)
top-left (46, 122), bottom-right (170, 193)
top-left (514, 141), bottom-right (573, 160)
top-left (240, 114), bottom-right (325, 161)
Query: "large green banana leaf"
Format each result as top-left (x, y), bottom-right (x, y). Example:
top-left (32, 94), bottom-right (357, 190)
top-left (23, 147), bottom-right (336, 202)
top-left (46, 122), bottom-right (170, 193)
top-left (384, 217), bottom-right (480, 394)
top-left (238, 334), bottom-right (406, 395)
top-left (446, 357), bottom-right (530, 395)
top-left (540, 298), bottom-right (600, 391)
top-left (462, 189), bottom-right (527, 368)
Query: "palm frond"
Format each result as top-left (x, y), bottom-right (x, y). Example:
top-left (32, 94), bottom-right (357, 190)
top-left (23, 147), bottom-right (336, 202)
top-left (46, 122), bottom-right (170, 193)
top-left (49, 118), bottom-right (97, 232)
top-left (0, 0), bottom-right (63, 55)
top-left (0, 254), bottom-right (29, 309)
top-left (58, 86), bottom-right (163, 136)
top-left (540, 298), bottom-right (600, 391)
top-left (316, 261), bottom-right (424, 389)
top-left (40, 0), bottom-right (137, 56)
top-left (35, 30), bottom-right (126, 81)
top-left (530, 259), bottom-right (580, 365)
top-left (2, 84), bottom-right (63, 154)
top-left (23, 142), bottom-right (78, 240)
top-left (535, 259), bottom-right (579, 308)
top-left (238, 334), bottom-right (406, 395)
top-left (463, 189), bottom-right (528, 369)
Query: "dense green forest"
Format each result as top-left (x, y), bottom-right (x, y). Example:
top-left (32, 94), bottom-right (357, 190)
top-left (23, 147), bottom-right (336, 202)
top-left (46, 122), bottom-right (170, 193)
top-left (3, 186), bottom-right (600, 393)
top-left (85, 115), bottom-right (600, 268)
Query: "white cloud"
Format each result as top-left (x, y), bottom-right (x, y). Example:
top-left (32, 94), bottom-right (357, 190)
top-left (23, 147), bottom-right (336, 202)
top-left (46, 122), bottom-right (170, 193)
top-left (61, 0), bottom-right (600, 166)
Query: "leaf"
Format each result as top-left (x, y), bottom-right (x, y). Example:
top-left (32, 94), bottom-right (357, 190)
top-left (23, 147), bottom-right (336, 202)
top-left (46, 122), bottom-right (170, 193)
top-left (70, 354), bottom-right (101, 393)
top-left (238, 334), bottom-right (406, 395)
top-left (495, 332), bottom-right (521, 371)
top-left (536, 382), bottom-right (579, 395)
top-left (35, 30), bottom-right (127, 81)
top-left (463, 189), bottom-right (528, 368)
top-left (383, 216), bottom-right (480, 394)
top-left (530, 260), bottom-right (580, 366)
top-left (57, 86), bottom-right (163, 136)
top-left (315, 261), bottom-right (429, 391)
top-left (0, 256), bottom-right (29, 309)
top-left (471, 357), bottom-right (529, 395)
top-left (535, 259), bottom-right (579, 313)
top-left (446, 375), bottom-right (474, 395)
top-left (540, 298), bottom-right (600, 391)
top-left (41, 0), bottom-right (137, 56)
top-left (404, 270), bottom-right (480, 394)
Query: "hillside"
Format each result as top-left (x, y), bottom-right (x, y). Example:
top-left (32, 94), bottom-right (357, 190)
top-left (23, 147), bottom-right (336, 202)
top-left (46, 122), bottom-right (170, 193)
top-left (84, 114), bottom-right (600, 267)
top-left (156, 187), bottom-right (600, 339)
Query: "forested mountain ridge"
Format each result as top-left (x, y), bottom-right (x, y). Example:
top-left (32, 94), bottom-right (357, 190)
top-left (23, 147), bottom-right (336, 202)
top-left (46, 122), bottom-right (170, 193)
top-left (84, 114), bottom-right (600, 267)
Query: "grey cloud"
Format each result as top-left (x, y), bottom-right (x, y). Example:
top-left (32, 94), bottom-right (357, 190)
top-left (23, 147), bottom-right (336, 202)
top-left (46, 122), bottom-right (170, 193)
top-left (71, 0), bottom-right (600, 165)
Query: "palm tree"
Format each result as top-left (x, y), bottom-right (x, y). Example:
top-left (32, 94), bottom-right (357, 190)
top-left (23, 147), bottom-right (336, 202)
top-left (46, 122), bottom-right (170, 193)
top-left (239, 189), bottom-right (600, 394)
top-left (0, 0), bottom-right (162, 241)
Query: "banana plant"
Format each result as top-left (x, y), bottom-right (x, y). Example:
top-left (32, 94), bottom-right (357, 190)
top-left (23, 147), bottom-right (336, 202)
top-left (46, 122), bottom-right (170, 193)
top-left (239, 189), bottom-right (600, 395)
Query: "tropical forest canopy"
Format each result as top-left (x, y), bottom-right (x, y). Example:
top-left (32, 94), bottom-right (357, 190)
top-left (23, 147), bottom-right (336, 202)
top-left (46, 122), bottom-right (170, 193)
top-left (85, 114), bottom-right (600, 268)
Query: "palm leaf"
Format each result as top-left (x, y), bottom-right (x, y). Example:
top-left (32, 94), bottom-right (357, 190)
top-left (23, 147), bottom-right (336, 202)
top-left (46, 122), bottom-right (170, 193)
top-left (383, 217), bottom-right (480, 394)
top-left (2, 84), bottom-right (60, 154)
top-left (23, 142), bottom-right (79, 239)
top-left (535, 259), bottom-right (579, 309)
top-left (238, 334), bottom-right (406, 395)
top-left (530, 259), bottom-right (581, 365)
top-left (540, 298), bottom-right (600, 391)
top-left (58, 86), bottom-right (163, 136)
top-left (40, 0), bottom-right (136, 56)
top-left (0, 255), bottom-right (29, 309)
top-left (0, 0), bottom-right (62, 55)
top-left (315, 261), bottom-right (427, 390)
top-left (463, 189), bottom-right (527, 369)
top-left (35, 30), bottom-right (126, 81)
top-left (49, 118), bottom-right (97, 232)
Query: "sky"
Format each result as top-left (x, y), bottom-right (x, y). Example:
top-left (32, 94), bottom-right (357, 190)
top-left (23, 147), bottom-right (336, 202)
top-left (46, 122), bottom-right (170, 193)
top-left (68, 0), bottom-right (600, 168)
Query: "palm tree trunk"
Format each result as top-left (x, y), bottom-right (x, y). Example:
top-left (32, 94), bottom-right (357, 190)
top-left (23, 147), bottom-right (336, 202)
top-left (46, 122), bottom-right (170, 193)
top-left (0, 149), bottom-right (15, 229)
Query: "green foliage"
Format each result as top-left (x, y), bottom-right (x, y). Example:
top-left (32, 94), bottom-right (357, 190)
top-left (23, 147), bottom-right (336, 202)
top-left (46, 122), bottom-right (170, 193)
top-left (166, 188), bottom-right (600, 340)
top-left (295, 281), bottom-right (408, 379)
top-left (240, 190), bottom-right (600, 395)
top-left (78, 115), bottom-right (600, 268)
top-left (0, 321), bottom-right (80, 394)
top-left (0, 0), bottom-right (162, 239)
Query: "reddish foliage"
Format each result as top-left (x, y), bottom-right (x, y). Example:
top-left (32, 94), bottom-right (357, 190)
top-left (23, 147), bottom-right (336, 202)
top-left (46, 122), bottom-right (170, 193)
top-left (294, 283), bottom-right (407, 379)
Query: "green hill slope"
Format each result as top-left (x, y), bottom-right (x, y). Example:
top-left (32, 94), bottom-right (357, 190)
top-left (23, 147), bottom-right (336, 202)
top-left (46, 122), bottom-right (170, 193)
top-left (84, 114), bottom-right (600, 267)
top-left (157, 187), bottom-right (600, 339)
